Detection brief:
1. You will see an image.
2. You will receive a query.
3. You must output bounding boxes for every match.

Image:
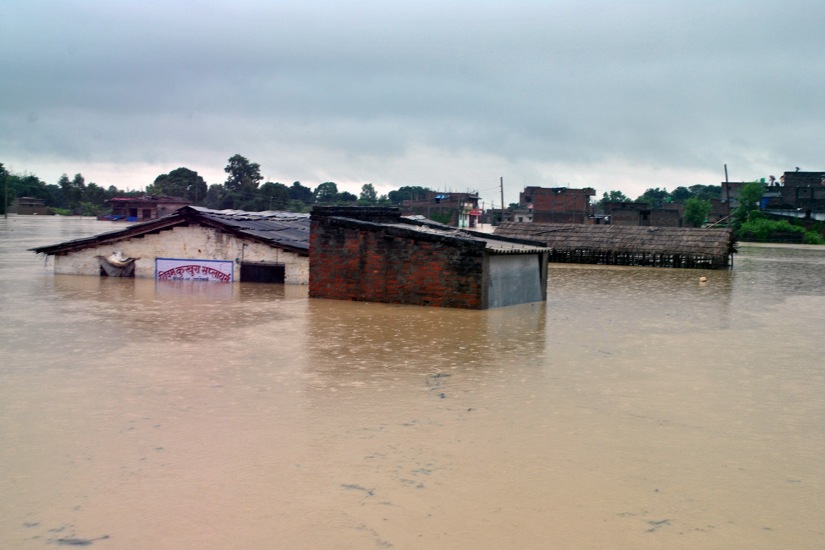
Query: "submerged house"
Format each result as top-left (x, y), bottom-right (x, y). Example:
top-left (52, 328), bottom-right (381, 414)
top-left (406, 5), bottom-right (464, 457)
top-left (30, 206), bottom-right (310, 284)
top-left (494, 222), bottom-right (735, 269)
top-left (11, 197), bottom-right (51, 215)
top-left (310, 206), bottom-right (550, 309)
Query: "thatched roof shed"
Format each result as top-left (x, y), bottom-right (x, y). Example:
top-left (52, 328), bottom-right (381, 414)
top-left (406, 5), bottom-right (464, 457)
top-left (494, 222), bottom-right (736, 269)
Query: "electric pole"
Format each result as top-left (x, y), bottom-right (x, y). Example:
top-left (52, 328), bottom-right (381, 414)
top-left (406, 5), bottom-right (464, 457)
top-left (500, 177), bottom-right (505, 224)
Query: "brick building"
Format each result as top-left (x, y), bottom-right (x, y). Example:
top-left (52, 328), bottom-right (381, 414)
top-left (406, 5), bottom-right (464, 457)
top-left (603, 202), bottom-right (683, 227)
top-left (722, 171), bottom-right (825, 217)
top-left (309, 206), bottom-right (550, 309)
top-left (519, 187), bottom-right (595, 224)
top-left (771, 171), bottom-right (825, 213)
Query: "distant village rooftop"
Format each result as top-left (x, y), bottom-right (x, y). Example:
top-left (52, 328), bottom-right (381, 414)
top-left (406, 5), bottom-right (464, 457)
top-left (495, 222), bottom-right (736, 269)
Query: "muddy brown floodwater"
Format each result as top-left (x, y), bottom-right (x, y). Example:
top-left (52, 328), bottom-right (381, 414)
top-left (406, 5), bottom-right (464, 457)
top-left (1, 215), bottom-right (824, 549)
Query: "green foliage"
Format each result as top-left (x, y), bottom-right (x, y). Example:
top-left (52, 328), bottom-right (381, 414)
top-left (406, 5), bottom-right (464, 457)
top-left (224, 154), bottom-right (262, 193)
top-left (338, 191), bottom-right (358, 203)
top-left (636, 187), bottom-right (670, 208)
top-left (289, 182), bottom-right (314, 205)
top-left (258, 182), bottom-right (291, 210)
top-left (738, 218), bottom-right (805, 242)
top-left (732, 182), bottom-right (766, 230)
top-left (204, 184), bottom-right (229, 210)
top-left (388, 186), bottom-right (431, 204)
top-left (151, 167), bottom-right (208, 204)
top-left (600, 190), bottom-right (632, 204)
top-left (684, 197), bottom-right (712, 227)
top-left (314, 182), bottom-right (339, 204)
top-left (78, 202), bottom-right (102, 217)
top-left (670, 186), bottom-right (692, 202)
top-left (359, 183), bottom-right (377, 204)
top-left (688, 184), bottom-right (721, 202)
top-left (804, 231), bottom-right (825, 245)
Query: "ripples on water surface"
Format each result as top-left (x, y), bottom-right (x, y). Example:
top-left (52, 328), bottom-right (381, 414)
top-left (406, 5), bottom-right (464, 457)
top-left (1, 216), bottom-right (823, 549)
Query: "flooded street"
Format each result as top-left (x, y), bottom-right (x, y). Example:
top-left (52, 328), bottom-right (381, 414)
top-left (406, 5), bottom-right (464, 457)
top-left (1, 216), bottom-right (824, 549)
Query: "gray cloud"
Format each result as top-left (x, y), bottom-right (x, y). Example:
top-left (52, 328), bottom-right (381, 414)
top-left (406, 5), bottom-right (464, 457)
top-left (2, 0), bottom-right (823, 202)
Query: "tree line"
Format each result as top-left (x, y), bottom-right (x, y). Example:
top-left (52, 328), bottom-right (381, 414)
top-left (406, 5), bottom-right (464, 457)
top-left (0, 155), bottom-right (731, 229)
top-left (1, 156), bottom-right (435, 216)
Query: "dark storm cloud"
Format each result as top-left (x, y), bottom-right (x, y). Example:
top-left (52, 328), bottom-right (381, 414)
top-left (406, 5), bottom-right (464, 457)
top-left (2, 0), bottom-right (823, 198)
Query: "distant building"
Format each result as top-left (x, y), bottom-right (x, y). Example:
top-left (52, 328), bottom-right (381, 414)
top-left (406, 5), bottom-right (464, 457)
top-left (310, 206), bottom-right (550, 309)
top-left (519, 186), bottom-right (595, 224)
top-left (768, 171), bottom-right (825, 214)
top-left (106, 195), bottom-right (191, 221)
top-left (402, 191), bottom-right (481, 228)
top-left (722, 171), bottom-right (825, 220)
top-left (602, 202), bottom-right (683, 227)
top-left (11, 197), bottom-right (51, 215)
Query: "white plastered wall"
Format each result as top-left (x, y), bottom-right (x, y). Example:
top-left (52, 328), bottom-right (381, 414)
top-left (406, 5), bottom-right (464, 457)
top-left (52, 225), bottom-right (309, 284)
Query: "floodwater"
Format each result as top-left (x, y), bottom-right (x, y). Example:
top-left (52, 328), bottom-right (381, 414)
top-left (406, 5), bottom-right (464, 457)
top-left (1, 216), bottom-right (823, 550)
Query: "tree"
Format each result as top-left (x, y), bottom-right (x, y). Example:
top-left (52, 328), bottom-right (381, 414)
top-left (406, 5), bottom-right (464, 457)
top-left (150, 167), bottom-right (207, 204)
top-left (258, 181), bottom-right (291, 210)
top-left (60, 173), bottom-right (86, 212)
top-left (224, 154), bottom-right (262, 193)
top-left (359, 183), bottom-right (378, 204)
top-left (688, 184), bottom-right (721, 202)
top-left (314, 181), bottom-right (339, 204)
top-left (684, 197), bottom-right (712, 227)
top-left (0, 163), bottom-right (8, 215)
top-left (289, 181), bottom-right (314, 205)
top-left (732, 181), bottom-right (765, 229)
top-left (597, 190), bottom-right (632, 210)
top-left (205, 184), bottom-right (229, 210)
top-left (83, 182), bottom-right (107, 205)
top-left (388, 186), bottom-right (430, 204)
top-left (636, 187), bottom-right (670, 208)
top-left (670, 186), bottom-right (692, 203)
top-left (338, 191), bottom-right (357, 203)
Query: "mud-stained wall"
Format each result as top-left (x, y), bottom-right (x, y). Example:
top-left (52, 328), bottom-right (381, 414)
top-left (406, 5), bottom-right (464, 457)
top-left (53, 225), bottom-right (309, 284)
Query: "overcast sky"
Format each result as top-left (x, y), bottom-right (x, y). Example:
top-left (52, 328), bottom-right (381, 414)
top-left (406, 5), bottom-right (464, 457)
top-left (2, 0), bottom-right (823, 205)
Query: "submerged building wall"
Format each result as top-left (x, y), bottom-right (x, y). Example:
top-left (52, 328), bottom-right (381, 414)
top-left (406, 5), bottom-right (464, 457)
top-left (310, 213), bottom-right (487, 308)
top-left (486, 254), bottom-right (545, 308)
top-left (52, 225), bottom-right (309, 284)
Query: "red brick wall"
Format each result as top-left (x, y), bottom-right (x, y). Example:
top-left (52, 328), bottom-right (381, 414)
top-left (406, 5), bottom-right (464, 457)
top-left (310, 217), bottom-right (486, 308)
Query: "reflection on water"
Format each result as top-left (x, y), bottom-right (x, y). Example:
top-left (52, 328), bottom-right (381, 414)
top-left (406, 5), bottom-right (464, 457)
top-left (1, 216), bottom-right (824, 549)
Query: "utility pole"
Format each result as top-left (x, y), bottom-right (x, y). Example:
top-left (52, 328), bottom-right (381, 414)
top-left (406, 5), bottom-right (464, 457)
top-left (500, 177), bottom-right (505, 224)
top-left (3, 166), bottom-right (7, 219)
top-left (724, 163), bottom-right (730, 219)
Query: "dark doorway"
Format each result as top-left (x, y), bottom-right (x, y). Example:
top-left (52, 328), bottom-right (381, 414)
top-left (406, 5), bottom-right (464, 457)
top-left (241, 262), bottom-right (285, 283)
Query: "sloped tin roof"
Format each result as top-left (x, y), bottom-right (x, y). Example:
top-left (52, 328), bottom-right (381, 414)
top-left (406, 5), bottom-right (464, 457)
top-left (29, 206), bottom-right (310, 255)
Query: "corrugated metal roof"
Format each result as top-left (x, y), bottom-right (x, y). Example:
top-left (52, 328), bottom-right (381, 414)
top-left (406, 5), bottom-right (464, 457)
top-left (193, 208), bottom-right (310, 251)
top-left (385, 221), bottom-right (550, 254)
top-left (30, 206), bottom-right (310, 255)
